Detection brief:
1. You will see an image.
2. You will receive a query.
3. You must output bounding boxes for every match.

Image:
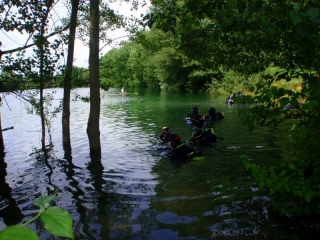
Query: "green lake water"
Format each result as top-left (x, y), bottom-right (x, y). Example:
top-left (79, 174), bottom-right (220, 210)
top-left (0, 87), bottom-right (319, 239)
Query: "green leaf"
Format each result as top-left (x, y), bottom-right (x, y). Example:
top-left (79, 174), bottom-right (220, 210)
top-left (260, 16), bottom-right (269, 28)
top-left (304, 191), bottom-right (314, 203)
top-left (251, 163), bottom-right (259, 177)
top-left (293, 3), bottom-right (301, 11)
top-left (280, 98), bottom-right (290, 108)
top-left (288, 164), bottom-right (295, 170)
top-left (284, 183), bottom-right (290, 192)
top-left (259, 181), bottom-right (265, 190)
top-left (266, 179), bottom-right (272, 188)
top-left (270, 188), bottom-right (275, 194)
top-left (241, 155), bottom-right (249, 167)
top-left (290, 98), bottom-right (298, 106)
top-left (294, 190), bottom-right (303, 197)
top-left (271, 174), bottom-right (278, 183)
top-left (310, 100), bottom-right (319, 107)
top-left (266, 90), bottom-right (272, 99)
top-left (226, 0), bottom-right (237, 7)
top-left (290, 11), bottom-right (302, 25)
top-left (41, 207), bottom-right (74, 239)
top-left (33, 194), bottom-right (56, 208)
top-left (306, 8), bottom-right (320, 19)
top-left (0, 226), bottom-right (38, 240)
top-left (275, 182), bottom-right (283, 191)
top-left (302, 102), bottom-right (313, 110)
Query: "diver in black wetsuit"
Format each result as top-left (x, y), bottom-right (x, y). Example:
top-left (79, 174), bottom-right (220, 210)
top-left (188, 122), bottom-right (216, 146)
top-left (185, 107), bottom-right (205, 127)
top-left (159, 126), bottom-right (201, 159)
top-left (203, 107), bottom-right (224, 122)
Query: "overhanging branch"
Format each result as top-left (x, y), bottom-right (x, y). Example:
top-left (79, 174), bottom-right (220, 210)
top-left (1, 25), bottom-right (70, 56)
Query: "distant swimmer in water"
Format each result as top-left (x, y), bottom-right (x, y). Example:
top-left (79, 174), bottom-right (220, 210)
top-left (121, 87), bottom-right (127, 94)
top-left (116, 87), bottom-right (127, 94)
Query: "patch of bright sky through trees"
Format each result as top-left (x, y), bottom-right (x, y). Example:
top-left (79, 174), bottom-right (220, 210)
top-left (1, 0), bottom-right (150, 69)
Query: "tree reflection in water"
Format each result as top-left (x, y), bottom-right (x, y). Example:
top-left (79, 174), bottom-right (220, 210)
top-left (0, 144), bottom-right (24, 227)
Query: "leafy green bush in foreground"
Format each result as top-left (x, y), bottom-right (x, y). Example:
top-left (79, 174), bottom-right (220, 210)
top-left (0, 194), bottom-right (74, 240)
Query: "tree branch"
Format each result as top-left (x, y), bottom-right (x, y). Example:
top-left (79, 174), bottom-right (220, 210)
top-left (1, 25), bottom-right (70, 56)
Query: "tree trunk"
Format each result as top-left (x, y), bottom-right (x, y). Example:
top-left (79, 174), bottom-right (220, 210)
top-left (0, 113), bottom-right (3, 153)
top-left (39, 48), bottom-right (46, 151)
top-left (87, 0), bottom-right (101, 158)
top-left (62, 0), bottom-right (80, 149)
top-left (39, 0), bottom-right (54, 152)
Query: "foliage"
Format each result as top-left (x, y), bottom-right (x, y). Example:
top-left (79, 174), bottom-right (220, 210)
top-left (100, 28), bottom-right (221, 92)
top-left (0, 0), bottom-right (131, 91)
top-left (206, 69), bottom-right (261, 95)
top-left (0, 194), bottom-right (74, 240)
top-left (77, 0), bottom-right (140, 46)
top-left (0, 0), bottom-right (66, 87)
top-left (143, 0), bottom-right (320, 216)
top-left (55, 66), bottom-right (89, 88)
top-left (241, 124), bottom-right (320, 216)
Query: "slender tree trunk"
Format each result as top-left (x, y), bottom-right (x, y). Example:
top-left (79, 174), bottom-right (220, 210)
top-left (39, 46), bottom-right (46, 151)
top-left (39, 21), bottom-right (46, 150)
top-left (62, 0), bottom-right (80, 149)
top-left (0, 113), bottom-right (3, 153)
top-left (39, 0), bottom-right (54, 152)
top-left (87, 0), bottom-right (101, 158)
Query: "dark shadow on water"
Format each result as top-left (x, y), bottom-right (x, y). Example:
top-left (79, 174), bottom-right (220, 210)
top-left (87, 154), bottom-right (111, 238)
top-left (30, 144), bottom-right (57, 195)
top-left (0, 139), bottom-right (24, 226)
top-left (61, 146), bottom-right (96, 239)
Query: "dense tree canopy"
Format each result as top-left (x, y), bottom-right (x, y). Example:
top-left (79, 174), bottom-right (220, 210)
top-left (100, 28), bottom-right (224, 92)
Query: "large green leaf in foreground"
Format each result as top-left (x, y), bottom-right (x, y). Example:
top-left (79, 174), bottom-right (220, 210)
top-left (0, 226), bottom-right (39, 240)
top-left (41, 206), bottom-right (74, 239)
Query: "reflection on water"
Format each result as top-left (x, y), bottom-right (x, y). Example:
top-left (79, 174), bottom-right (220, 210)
top-left (0, 88), bottom-right (319, 239)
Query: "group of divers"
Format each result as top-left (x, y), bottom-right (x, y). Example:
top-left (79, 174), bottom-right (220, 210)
top-left (156, 106), bottom-right (225, 161)
top-left (155, 92), bottom-right (250, 161)
top-left (155, 91), bottom-right (299, 161)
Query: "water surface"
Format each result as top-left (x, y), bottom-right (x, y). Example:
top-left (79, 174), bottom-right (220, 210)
top-left (0, 88), bottom-right (318, 239)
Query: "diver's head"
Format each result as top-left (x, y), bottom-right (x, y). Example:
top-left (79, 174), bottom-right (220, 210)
top-left (208, 107), bottom-right (216, 114)
top-left (160, 127), bottom-right (170, 140)
top-left (192, 106), bottom-right (199, 113)
top-left (193, 122), bottom-right (202, 133)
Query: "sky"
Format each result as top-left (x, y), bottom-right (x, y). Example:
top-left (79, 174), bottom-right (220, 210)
top-left (73, 1), bottom-right (151, 68)
top-left (1, 0), bottom-right (151, 69)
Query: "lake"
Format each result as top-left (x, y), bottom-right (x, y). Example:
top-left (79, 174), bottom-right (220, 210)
top-left (0, 87), bottom-right (318, 239)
